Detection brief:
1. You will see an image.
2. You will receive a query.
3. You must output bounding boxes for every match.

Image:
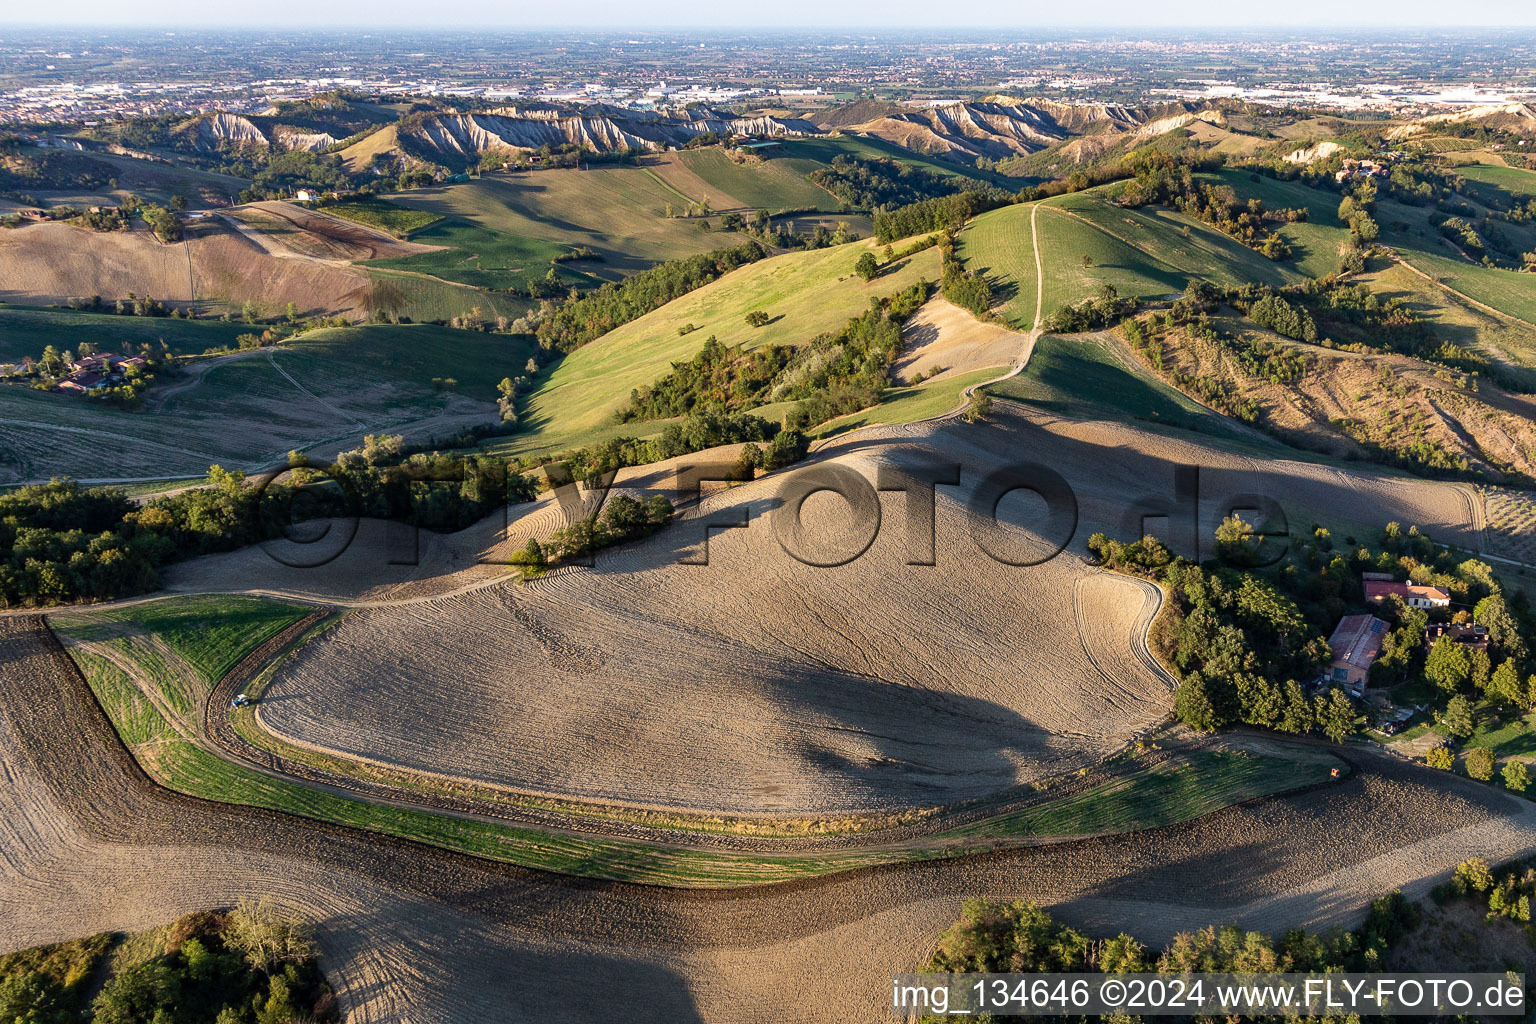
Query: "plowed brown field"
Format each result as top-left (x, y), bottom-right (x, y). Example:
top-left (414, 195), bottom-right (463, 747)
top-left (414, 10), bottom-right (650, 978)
top-left (188, 407), bottom-right (1482, 817)
top-left (4, 613), bottom-right (1536, 1023)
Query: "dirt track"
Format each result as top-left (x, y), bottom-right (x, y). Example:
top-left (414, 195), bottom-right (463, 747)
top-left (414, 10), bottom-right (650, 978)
top-left (7, 612), bottom-right (1536, 1023)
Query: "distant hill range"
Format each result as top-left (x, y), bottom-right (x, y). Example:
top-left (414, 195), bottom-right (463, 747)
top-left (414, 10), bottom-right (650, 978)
top-left (1386, 102), bottom-right (1536, 141)
top-left (81, 92), bottom-right (1536, 180)
top-left (815, 97), bottom-right (1232, 161)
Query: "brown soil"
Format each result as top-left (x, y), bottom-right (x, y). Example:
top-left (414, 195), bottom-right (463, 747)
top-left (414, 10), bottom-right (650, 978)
top-left (0, 217), bottom-right (377, 316)
top-left (159, 408), bottom-right (1481, 820)
top-left (895, 296), bottom-right (1030, 383)
top-left (228, 202), bottom-right (438, 262)
top-left (5, 611), bottom-right (1536, 1022)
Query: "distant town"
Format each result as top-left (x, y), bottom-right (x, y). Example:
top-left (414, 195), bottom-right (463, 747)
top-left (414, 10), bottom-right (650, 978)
top-left (2, 28), bottom-right (1535, 125)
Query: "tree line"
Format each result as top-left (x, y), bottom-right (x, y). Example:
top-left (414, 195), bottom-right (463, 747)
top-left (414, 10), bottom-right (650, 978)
top-left (531, 241), bottom-right (768, 354)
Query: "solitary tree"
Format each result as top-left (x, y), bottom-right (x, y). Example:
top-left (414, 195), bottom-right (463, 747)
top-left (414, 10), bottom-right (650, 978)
top-left (744, 310), bottom-right (771, 328)
top-left (1080, 254), bottom-right (1093, 269)
top-left (1426, 745), bottom-right (1455, 771)
top-left (1504, 759), bottom-right (1531, 793)
top-left (854, 251), bottom-right (880, 282)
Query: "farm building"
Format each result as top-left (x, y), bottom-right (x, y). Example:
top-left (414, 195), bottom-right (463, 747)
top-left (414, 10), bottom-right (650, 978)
top-left (56, 371), bottom-right (106, 393)
top-left (1424, 621), bottom-right (1489, 653)
top-left (1364, 579), bottom-right (1450, 610)
top-left (1326, 613), bottom-right (1389, 696)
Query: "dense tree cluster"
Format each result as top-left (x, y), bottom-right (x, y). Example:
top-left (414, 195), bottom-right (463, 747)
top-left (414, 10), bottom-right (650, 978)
top-left (618, 281), bottom-right (930, 432)
top-left (0, 447), bottom-right (540, 607)
top-left (1246, 294), bottom-right (1317, 342)
top-left (0, 902), bottom-right (334, 1024)
top-left (543, 494), bottom-right (674, 562)
top-left (927, 891), bottom-right (1420, 982)
top-left (533, 241), bottom-right (768, 354)
top-left (1437, 858), bottom-right (1536, 927)
top-left (779, 281), bottom-right (932, 429)
top-left (552, 412), bottom-right (804, 485)
top-left (1089, 528), bottom-right (1351, 738)
top-left (810, 154), bottom-right (998, 213)
top-left (1095, 517), bottom-right (1536, 755)
top-left (937, 235), bottom-right (993, 316)
top-left (1041, 283), bottom-right (1136, 333)
top-left (239, 151), bottom-right (356, 202)
top-left (622, 336), bottom-right (794, 421)
top-left (872, 190), bottom-right (1014, 245)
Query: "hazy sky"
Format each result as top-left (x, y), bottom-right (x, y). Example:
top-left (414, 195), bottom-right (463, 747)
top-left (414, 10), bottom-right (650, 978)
top-left (10, 0), bottom-right (1536, 28)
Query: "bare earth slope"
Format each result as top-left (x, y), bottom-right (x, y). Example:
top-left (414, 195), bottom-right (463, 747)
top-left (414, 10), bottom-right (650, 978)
top-left (0, 216), bottom-right (377, 315)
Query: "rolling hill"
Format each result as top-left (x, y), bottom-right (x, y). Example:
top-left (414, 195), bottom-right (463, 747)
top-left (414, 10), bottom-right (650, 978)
top-left (511, 237), bottom-right (944, 446)
top-left (1, 323), bottom-right (535, 482)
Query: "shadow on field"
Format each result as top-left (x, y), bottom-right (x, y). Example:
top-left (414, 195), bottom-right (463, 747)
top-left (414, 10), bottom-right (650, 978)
top-left (316, 906), bottom-right (708, 1023)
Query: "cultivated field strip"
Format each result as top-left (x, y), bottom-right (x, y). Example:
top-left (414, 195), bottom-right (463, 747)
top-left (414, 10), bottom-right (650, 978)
top-left (5, 613), bottom-right (1536, 1022)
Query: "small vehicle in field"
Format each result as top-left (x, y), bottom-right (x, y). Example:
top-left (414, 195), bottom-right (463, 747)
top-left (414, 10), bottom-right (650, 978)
top-left (230, 693), bottom-right (254, 708)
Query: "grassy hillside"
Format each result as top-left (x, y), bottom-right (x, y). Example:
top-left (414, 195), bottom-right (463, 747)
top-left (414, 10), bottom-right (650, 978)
top-left (320, 197), bottom-right (443, 237)
top-left (1035, 191), bottom-right (1306, 311)
top-left (380, 169), bottom-right (754, 275)
top-left (365, 219), bottom-right (599, 292)
top-left (649, 149), bottom-right (841, 212)
top-left (516, 238), bottom-right (943, 444)
top-left (774, 135), bottom-right (1023, 187)
top-left (959, 188), bottom-right (1309, 328)
top-left (1353, 260), bottom-right (1536, 385)
top-left (987, 333), bottom-right (1252, 441)
top-left (1201, 168), bottom-right (1355, 278)
top-left (0, 304), bottom-right (257, 364)
top-left (363, 269), bottom-right (529, 324)
top-left (1456, 162), bottom-right (1536, 206)
top-left (1, 323), bottom-right (535, 481)
top-left (54, 592), bottom-right (1337, 887)
top-left (957, 203), bottom-right (1038, 329)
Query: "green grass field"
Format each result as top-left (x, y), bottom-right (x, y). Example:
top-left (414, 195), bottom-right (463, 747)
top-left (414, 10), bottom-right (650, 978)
top-left (2, 323), bottom-right (536, 482)
top-left (987, 333), bottom-right (1249, 439)
top-left (958, 203), bottom-right (1038, 329)
top-left (0, 304), bottom-right (259, 364)
top-left (773, 135), bottom-right (1024, 187)
top-left (813, 366), bottom-right (1006, 440)
top-left (363, 269), bottom-right (530, 324)
top-left (365, 219), bottom-right (599, 292)
top-left (940, 750), bottom-right (1336, 838)
top-left (1201, 169), bottom-right (1355, 278)
top-left (655, 148), bottom-right (843, 212)
top-left (381, 168), bottom-right (743, 275)
top-left (1455, 162), bottom-right (1536, 206)
top-left (1036, 191), bottom-right (1305, 312)
top-left (319, 197), bottom-right (443, 237)
top-left (516, 237), bottom-right (944, 445)
top-left (53, 595), bottom-right (310, 685)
